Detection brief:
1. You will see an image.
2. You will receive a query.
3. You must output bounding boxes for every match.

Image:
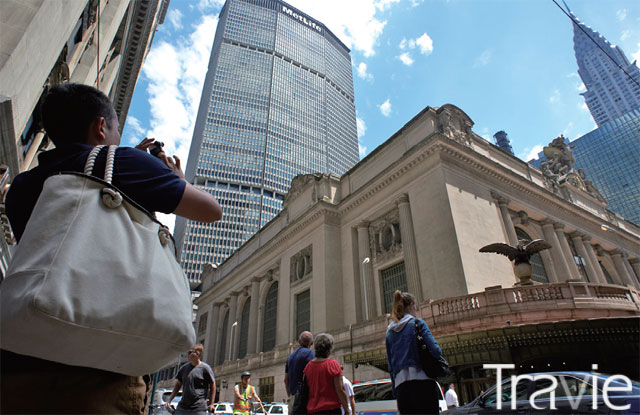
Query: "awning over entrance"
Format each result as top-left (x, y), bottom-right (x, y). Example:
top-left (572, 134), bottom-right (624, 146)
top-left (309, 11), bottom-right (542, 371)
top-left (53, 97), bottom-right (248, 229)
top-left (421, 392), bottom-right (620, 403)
top-left (343, 346), bottom-right (388, 372)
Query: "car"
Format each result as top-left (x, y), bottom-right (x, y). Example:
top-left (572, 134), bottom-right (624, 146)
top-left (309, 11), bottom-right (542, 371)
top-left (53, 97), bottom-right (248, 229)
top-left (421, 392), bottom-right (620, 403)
top-left (352, 378), bottom-right (447, 414)
top-left (214, 402), bottom-right (234, 415)
top-left (446, 371), bottom-right (640, 414)
top-left (149, 388), bottom-right (173, 415)
top-left (266, 403), bottom-right (288, 415)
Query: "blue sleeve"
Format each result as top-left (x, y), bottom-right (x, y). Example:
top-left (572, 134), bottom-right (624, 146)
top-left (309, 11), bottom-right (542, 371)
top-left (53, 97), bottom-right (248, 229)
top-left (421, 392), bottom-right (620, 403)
top-left (306, 348), bottom-right (314, 363)
top-left (385, 334), bottom-right (396, 397)
top-left (112, 147), bottom-right (186, 215)
top-left (417, 318), bottom-right (442, 359)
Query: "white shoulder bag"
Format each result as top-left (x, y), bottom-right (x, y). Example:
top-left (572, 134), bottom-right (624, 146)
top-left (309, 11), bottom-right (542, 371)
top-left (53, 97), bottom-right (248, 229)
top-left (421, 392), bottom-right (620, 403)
top-left (0, 145), bottom-right (196, 375)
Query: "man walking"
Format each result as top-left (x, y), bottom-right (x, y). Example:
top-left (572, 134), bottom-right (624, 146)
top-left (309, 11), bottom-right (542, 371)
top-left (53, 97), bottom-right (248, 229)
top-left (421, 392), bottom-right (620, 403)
top-left (284, 331), bottom-right (314, 412)
top-left (445, 383), bottom-right (459, 408)
top-left (165, 345), bottom-right (216, 414)
top-left (341, 366), bottom-right (356, 415)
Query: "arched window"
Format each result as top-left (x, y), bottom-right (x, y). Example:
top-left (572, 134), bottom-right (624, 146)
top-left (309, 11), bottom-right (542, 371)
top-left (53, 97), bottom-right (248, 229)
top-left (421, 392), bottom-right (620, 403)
top-left (216, 311), bottom-right (229, 366)
top-left (238, 298), bottom-right (251, 359)
top-left (515, 228), bottom-right (549, 283)
top-left (262, 282), bottom-right (278, 352)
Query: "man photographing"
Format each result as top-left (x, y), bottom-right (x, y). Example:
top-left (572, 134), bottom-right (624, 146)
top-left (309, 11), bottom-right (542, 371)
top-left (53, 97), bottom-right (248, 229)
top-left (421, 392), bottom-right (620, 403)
top-left (165, 345), bottom-right (216, 415)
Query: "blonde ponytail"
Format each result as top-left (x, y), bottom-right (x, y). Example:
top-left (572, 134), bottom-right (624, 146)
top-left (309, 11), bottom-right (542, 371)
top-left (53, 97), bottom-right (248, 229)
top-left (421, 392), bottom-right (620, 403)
top-left (392, 290), bottom-right (416, 322)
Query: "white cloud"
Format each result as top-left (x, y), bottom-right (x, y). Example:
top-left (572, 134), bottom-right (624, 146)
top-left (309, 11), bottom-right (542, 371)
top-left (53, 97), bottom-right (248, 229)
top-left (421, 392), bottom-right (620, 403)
top-left (356, 62), bottom-right (373, 81)
top-left (579, 101), bottom-right (589, 112)
top-left (632, 42), bottom-right (640, 64)
top-left (398, 33), bottom-right (433, 55)
top-left (356, 115), bottom-right (367, 158)
top-left (519, 144), bottom-right (544, 162)
top-left (124, 115), bottom-right (146, 143)
top-left (142, 14), bottom-right (218, 172)
top-left (621, 30), bottom-right (631, 41)
top-left (379, 99), bottom-right (392, 117)
top-left (374, 0), bottom-right (401, 11)
top-left (397, 52), bottom-right (414, 66)
top-left (197, 0), bottom-right (225, 12)
top-left (410, 0), bottom-right (424, 7)
top-left (549, 89), bottom-right (561, 103)
top-left (473, 49), bottom-right (492, 67)
top-left (166, 9), bottom-right (183, 30)
top-left (576, 82), bottom-right (586, 92)
top-left (562, 122), bottom-right (574, 137)
top-left (478, 127), bottom-right (490, 141)
top-left (415, 33), bottom-right (434, 55)
top-left (286, 0), bottom-right (403, 57)
top-left (616, 8), bottom-right (627, 21)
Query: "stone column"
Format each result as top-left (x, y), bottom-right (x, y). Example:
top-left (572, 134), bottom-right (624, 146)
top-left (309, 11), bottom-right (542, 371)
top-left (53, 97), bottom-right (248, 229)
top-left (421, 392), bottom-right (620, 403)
top-left (600, 250), bottom-right (624, 285)
top-left (569, 232), bottom-right (598, 283)
top-left (226, 292), bottom-right (239, 360)
top-left (247, 278), bottom-right (261, 355)
top-left (623, 259), bottom-right (640, 289)
top-left (205, 303), bottom-right (220, 363)
top-left (395, 194), bottom-right (423, 302)
top-left (554, 223), bottom-right (581, 280)
top-left (611, 251), bottom-right (635, 287)
top-left (213, 304), bottom-right (227, 365)
top-left (630, 259), bottom-right (640, 284)
top-left (583, 237), bottom-right (606, 284)
top-left (541, 220), bottom-right (570, 283)
top-left (357, 222), bottom-right (377, 320)
top-left (495, 195), bottom-right (518, 246)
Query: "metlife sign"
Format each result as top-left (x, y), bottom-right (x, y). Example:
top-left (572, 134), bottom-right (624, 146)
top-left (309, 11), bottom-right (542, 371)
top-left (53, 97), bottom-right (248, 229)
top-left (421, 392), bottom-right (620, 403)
top-left (281, 6), bottom-right (322, 33)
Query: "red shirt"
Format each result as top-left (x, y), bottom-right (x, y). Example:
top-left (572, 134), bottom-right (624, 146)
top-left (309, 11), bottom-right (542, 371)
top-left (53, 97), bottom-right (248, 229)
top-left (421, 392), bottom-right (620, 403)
top-left (303, 359), bottom-right (343, 413)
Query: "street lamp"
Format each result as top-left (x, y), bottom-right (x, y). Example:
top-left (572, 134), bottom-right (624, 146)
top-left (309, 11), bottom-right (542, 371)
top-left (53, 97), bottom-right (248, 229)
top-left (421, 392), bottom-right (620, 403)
top-left (601, 224), bottom-right (624, 258)
top-left (361, 257), bottom-right (370, 321)
top-left (229, 321), bottom-right (238, 360)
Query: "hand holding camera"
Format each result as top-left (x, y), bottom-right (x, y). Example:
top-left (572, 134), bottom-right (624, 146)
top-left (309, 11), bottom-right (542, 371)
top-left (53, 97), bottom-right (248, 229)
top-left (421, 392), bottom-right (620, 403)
top-left (135, 138), bottom-right (185, 181)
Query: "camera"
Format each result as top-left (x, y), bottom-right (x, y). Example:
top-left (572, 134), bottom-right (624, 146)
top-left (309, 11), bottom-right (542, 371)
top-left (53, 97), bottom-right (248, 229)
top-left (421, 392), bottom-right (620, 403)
top-left (150, 141), bottom-right (164, 157)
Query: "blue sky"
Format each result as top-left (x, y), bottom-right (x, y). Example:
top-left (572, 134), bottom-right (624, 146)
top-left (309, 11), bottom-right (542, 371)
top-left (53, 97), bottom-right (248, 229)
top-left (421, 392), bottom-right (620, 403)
top-left (123, 0), bottom-right (640, 172)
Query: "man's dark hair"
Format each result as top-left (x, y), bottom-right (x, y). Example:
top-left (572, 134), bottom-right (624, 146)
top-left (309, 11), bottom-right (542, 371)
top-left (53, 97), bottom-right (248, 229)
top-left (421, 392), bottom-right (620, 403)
top-left (41, 83), bottom-right (116, 146)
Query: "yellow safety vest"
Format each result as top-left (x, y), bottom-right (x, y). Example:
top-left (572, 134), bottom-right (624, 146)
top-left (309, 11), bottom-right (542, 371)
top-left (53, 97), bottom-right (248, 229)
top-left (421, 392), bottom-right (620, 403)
top-left (233, 385), bottom-right (254, 415)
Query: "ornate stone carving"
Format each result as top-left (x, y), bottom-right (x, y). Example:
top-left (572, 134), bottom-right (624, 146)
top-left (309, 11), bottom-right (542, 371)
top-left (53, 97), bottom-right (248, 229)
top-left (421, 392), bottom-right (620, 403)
top-left (368, 209), bottom-right (402, 263)
top-left (290, 245), bottom-right (312, 283)
top-left (437, 107), bottom-right (473, 147)
top-left (539, 135), bottom-right (606, 203)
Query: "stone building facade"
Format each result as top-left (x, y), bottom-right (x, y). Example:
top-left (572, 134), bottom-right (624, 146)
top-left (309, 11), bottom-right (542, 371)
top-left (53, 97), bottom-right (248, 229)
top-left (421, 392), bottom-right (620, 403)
top-left (191, 104), bottom-right (640, 404)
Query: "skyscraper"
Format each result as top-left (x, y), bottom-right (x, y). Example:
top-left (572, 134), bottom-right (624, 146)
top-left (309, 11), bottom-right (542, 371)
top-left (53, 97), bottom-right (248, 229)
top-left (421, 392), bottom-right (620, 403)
top-left (175, 0), bottom-right (359, 286)
top-left (493, 130), bottom-right (514, 155)
top-left (568, 5), bottom-right (640, 126)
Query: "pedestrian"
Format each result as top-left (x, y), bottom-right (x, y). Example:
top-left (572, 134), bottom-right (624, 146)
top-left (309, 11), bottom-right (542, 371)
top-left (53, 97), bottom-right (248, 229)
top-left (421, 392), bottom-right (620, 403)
top-left (340, 366), bottom-right (357, 415)
top-left (303, 333), bottom-right (350, 415)
top-left (165, 345), bottom-right (216, 414)
top-left (445, 384), bottom-right (459, 408)
top-left (385, 290), bottom-right (443, 414)
top-left (285, 331), bottom-right (315, 412)
top-left (233, 371), bottom-right (266, 415)
top-left (0, 83), bottom-right (222, 413)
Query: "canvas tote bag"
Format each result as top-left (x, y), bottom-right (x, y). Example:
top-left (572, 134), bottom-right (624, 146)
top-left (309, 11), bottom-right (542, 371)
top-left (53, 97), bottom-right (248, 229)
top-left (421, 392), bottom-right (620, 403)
top-left (0, 145), bottom-right (196, 375)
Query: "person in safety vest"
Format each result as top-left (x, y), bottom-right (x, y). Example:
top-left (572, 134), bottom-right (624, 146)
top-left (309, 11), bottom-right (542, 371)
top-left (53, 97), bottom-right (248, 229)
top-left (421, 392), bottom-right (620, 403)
top-left (234, 371), bottom-right (265, 415)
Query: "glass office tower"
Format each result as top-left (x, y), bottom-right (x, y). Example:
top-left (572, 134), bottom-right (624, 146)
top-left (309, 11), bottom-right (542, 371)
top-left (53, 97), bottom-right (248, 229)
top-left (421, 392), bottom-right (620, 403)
top-left (568, 6), bottom-right (640, 127)
top-left (175, 0), bottom-right (359, 286)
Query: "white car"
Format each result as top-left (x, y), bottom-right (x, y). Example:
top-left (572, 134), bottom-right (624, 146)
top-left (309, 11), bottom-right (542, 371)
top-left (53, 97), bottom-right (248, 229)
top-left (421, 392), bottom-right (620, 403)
top-left (352, 378), bottom-right (447, 414)
top-left (214, 402), bottom-right (234, 415)
top-left (265, 403), bottom-right (288, 415)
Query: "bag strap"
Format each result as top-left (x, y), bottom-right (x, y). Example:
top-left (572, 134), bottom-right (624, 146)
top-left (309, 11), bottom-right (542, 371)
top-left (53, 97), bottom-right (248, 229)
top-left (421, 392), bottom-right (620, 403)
top-left (83, 145), bottom-right (117, 184)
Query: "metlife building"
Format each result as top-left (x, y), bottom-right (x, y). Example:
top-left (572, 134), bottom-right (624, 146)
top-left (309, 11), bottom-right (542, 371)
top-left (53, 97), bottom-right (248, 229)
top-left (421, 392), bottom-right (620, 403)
top-left (175, 0), bottom-right (359, 285)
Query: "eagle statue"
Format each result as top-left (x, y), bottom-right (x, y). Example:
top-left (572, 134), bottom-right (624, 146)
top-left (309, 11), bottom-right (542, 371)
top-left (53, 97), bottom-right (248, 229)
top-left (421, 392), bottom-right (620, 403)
top-left (479, 239), bottom-right (552, 285)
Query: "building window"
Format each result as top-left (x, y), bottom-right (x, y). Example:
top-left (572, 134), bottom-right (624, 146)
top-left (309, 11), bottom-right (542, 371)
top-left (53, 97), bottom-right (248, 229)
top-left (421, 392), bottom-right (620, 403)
top-left (381, 262), bottom-right (408, 314)
top-left (238, 298), bottom-right (251, 358)
top-left (567, 237), bottom-right (589, 281)
top-left (259, 376), bottom-right (275, 403)
top-left (290, 245), bottom-right (312, 283)
top-left (599, 261), bottom-right (614, 284)
top-left (198, 312), bottom-right (208, 336)
top-left (515, 228), bottom-right (549, 283)
top-left (262, 282), bottom-right (278, 352)
top-left (295, 290), bottom-right (311, 337)
top-left (217, 311), bottom-right (229, 366)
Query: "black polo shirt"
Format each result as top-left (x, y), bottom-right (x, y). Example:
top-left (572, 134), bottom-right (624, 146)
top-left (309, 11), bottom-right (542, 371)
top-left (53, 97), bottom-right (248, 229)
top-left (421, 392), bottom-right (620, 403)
top-left (5, 143), bottom-right (186, 242)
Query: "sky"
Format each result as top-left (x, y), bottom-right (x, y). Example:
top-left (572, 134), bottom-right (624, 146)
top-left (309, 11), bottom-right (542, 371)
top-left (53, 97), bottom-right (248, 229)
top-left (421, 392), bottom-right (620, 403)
top-left (122, 0), bottom-right (640, 204)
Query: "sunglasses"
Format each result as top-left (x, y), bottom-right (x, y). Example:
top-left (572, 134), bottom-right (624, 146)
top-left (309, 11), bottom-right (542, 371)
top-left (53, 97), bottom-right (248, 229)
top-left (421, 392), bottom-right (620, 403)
top-left (188, 350), bottom-right (199, 355)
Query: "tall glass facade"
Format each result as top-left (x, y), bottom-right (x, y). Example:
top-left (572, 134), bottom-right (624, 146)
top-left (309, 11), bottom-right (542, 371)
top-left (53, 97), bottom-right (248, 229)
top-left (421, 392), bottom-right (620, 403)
top-left (570, 108), bottom-right (640, 225)
top-left (568, 8), bottom-right (640, 126)
top-left (175, 0), bottom-right (358, 286)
